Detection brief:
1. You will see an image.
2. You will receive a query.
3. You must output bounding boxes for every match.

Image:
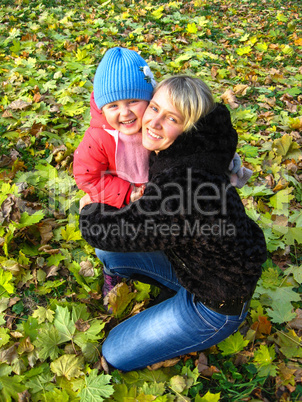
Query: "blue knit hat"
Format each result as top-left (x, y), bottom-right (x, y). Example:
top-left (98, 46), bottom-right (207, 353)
top-left (93, 47), bottom-right (156, 109)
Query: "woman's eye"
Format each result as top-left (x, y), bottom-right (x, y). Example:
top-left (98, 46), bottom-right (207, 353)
top-left (150, 105), bottom-right (158, 112)
top-left (169, 116), bottom-right (177, 123)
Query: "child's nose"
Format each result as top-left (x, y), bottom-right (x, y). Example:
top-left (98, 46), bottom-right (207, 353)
top-left (120, 105), bottom-right (132, 116)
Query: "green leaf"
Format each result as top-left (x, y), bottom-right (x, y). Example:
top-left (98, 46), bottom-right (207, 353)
top-left (50, 354), bottom-right (84, 380)
top-left (195, 390), bottom-right (221, 402)
top-left (133, 281), bottom-right (151, 302)
top-left (32, 306), bottom-right (55, 324)
top-left (17, 210), bottom-right (45, 228)
top-left (26, 372), bottom-right (55, 394)
top-left (0, 375), bottom-right (26, 401)
top-left (0, 328), bottom-right (10, 347)
top-left (47, 253), bottom-right (66, 267)
top-left (170, 375), bottom-right (187, 393)
top-left (0, 268), bottom-right (15, 295)
top-left (54, 306), bottom-right (75, 343)
top-left (284, 265), bottom-right (302, 284)
top-left (253, 344), bottom-right (278, 377)
top-left (34, 324), bottom-right (61, 360)
top-left (267, 300), bottom-right (297, 324)
top-left (218, 331), bottom-right (249, 356)
top-left (78, 369), bottom-right (114, 401)
top-left (260, 267), bottom-right (282, 289)
top-left (23, 316), bottom-right (39, 341)
top-left (41, 389), bottom-right (71, 402)
top-left (274, 329), bottom-right (302, 359)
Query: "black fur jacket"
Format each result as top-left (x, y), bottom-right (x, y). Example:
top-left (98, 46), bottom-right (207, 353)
top-left (80, 103), bottom-right (267, 303)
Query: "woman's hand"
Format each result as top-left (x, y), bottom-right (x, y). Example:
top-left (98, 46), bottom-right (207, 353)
top-left (130, 185), bottom-right (146, 203)
top-left (79, 193), bottom-right (93, 212)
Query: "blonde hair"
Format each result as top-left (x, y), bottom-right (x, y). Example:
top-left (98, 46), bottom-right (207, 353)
top-left (154, 75), bottom-right (215, 132)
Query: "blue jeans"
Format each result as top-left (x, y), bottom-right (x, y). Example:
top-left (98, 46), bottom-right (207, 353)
top-left (96, 249), bottom-right (249, 372)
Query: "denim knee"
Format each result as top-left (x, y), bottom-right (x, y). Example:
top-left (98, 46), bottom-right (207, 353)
top-left (95, 248), bottom-right (107, 264)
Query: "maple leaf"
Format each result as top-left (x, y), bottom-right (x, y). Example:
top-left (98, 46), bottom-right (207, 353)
top-left (195, 391), bottom-right (221, 402)
top-left (254, 344), bottom-right (278, 377)
top-left (78, 369), bottom-right (114, 401)
top-left (32, 306), bottom-right (55, 324)
top-left (33, 324), bottom-right (61, 360)
top-left (106, 282), bottom-right (135, 317)
top-left (54, 305), bottom-right (76, 343)
top-left (50, 354), bottom-right (84, 380)
top-left (274, 329), bottom-right (302, 359)
top-left (218, 331), bottom-right (249, 356)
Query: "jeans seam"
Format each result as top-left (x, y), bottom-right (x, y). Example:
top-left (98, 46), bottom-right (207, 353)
top-left (105, 265), bottom-right (180, 289)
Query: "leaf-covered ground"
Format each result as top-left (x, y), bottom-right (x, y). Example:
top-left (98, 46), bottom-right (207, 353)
top-left (0, 0), bottom-right (301, 400)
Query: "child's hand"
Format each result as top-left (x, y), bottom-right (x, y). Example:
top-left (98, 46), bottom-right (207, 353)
top-left (80, 193), bottom-right (92, 212)
top-left (130, 185), bottom-right (146, 202)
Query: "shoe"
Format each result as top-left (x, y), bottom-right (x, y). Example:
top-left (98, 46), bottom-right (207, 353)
top-left (102, 273), bottom-right (122, 299)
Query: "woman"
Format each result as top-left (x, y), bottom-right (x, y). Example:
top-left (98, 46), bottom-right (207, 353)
top-left (80, 76), bottom-right (267, 372)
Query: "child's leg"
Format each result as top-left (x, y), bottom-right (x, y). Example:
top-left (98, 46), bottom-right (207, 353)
top-left (95, 249), bottom-right (181, 292)
top-left (102, 287), bottom-right (248, 372)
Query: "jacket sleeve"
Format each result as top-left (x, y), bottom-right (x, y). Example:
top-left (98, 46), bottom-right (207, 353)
top-left (73, 130), bottom-right (132, 209)
top-left (79, 169), bottom-right (190, 252)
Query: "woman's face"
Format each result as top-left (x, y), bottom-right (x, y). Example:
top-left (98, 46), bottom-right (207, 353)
top-left (142, 87), bottom-right (185, 153)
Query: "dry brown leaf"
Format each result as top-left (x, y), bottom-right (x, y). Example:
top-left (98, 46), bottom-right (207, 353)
top-left (221, 89), bottom-right (239, 109)
top-left (288, 309), bottom-right (302, 330)
top-left (0, 344), bottom-right (18, 364)
top-left (37, 218), bottom-right (57, 244)
top-left (233, 84), bottom-right (249, 96)
top-left (79, 261), bottom-right (94, 277)
top-left (2, 110), bottom-right (13, 118)
top-left (46, 265), bottom-right (60, 278)
top-left (75, 318), bottom-right (90, 332)
top-left (8, 297), bottom-right (21, 307)
top-left (18, 390), bottom-right (31, 402)
top-left (0, 194), bottom-right (21, 224)
top-left (8, 100), bottom-right (32, 110)
top-left (147, 356), bottom-right (180, 370)
top-left (38, 244), bottom-right (60, 254)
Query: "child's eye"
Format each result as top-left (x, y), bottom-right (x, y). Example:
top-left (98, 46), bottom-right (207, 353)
top-left (129, 100), bottom-right (139, 104)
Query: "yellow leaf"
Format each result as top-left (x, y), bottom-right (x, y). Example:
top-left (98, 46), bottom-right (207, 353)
top-left (50, 354), bottom-right (84, 380)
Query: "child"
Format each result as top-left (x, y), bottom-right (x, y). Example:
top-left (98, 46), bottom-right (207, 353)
top-left (73, 47), bottom-right (156, 210)
top-left (73, 47), bottom-right (156, 301)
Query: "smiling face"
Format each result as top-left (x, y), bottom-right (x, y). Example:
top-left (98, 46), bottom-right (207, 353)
top-left (102, 99), bottom-right (149, 135)
top-left (142, 87), bottom-right (185, 153)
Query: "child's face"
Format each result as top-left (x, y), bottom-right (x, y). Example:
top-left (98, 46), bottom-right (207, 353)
top-left (102, 99), bottom-right (148, 135)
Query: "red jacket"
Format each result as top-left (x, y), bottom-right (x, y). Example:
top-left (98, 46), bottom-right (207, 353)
top-left (73, 93), bottom-right (132, 208)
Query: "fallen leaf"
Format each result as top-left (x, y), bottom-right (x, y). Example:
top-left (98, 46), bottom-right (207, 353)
top-left (79, 261), bottom-right (94, 277)
top-left (288, 309), bottom-right (302, 330)
top-left (233, 84), bottom-right (249, 96)
top-left (221, 89), bottom-right (239, 108)
top-left (8, 100), bottom-right (32, 110)
top-left (46, 265), bottom-right (60, 278)
top-left (0, 194), bottom-right (21, 224)
top-left (75, 318), bottom-right (90, 332)
top-left (147, 357), bottom-right (180, 370)
top-left (251, 316), bottom-right (272, 338)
